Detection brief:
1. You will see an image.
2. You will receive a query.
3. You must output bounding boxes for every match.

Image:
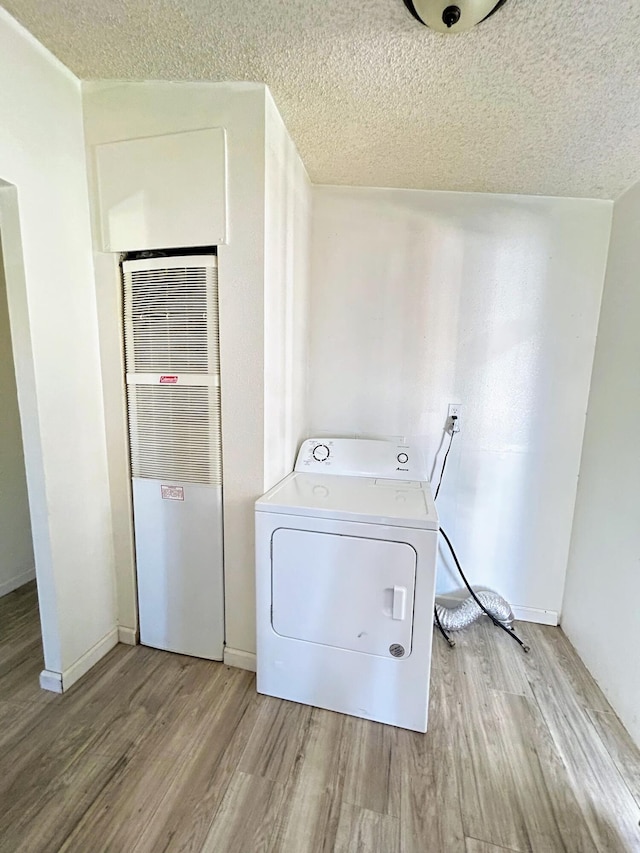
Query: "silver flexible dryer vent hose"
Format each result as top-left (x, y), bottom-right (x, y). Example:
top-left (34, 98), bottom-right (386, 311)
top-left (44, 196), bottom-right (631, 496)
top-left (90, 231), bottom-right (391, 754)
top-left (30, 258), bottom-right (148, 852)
top-left (435, 590), bottom-right (514, 631)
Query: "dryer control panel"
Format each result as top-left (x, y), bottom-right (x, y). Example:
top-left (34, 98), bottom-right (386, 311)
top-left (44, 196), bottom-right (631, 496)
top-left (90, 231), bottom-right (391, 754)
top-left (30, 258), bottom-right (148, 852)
top-left (295, 438), bottom-right (426, 481)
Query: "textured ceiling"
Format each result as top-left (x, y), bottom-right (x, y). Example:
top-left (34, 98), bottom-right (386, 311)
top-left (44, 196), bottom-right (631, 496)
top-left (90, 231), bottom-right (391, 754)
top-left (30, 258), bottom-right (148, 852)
top-left (4, 0), bottom-right (640, 198)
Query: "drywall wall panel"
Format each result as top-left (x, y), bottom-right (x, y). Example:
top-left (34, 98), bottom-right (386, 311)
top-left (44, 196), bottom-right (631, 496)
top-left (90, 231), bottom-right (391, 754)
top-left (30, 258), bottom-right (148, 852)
top-left (563, 179), bottom-right (640, 747)
top-left (264, 89), bottom-right (311, 490)
top-left (0, 9), bottom-right (116, 676)
top-left (309, 186), bottom-right (612, 622)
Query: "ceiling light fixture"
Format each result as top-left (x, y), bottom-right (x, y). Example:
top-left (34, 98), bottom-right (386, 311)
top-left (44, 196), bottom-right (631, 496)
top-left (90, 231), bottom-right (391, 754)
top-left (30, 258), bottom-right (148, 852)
top-left (403, 0), bottom-right (509, 33)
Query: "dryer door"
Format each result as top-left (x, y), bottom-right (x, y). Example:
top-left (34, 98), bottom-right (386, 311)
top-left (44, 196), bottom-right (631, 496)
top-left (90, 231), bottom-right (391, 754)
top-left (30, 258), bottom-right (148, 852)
top-left (271, 528), bottom-right (416, 658)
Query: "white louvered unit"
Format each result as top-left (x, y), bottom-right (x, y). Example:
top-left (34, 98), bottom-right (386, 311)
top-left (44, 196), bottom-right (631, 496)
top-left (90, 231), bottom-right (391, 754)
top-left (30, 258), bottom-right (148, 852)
top-left (123, 256), bottom-right (222, 483)
top-left (124, 260), bottom-right (219, 375)
top-left (123, 255), bottom-right (224, 661)
top-left (126, 384), bottom-right (222, 485)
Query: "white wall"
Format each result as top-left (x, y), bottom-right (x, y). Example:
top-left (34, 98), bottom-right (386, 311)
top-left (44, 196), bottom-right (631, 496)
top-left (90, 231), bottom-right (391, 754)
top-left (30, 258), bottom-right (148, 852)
top-left (83, 82), bottom-right (311, 660)
top-left (309, 186), bottom-right (612, 622)
top-left (563, 180), bottom-right (640, 747)
top-left (0, 240), bottom-right (34, 596)
top-left (0, 9), bottom-right (116, 684)
top-left (264, 90), bottom-right (312, 489)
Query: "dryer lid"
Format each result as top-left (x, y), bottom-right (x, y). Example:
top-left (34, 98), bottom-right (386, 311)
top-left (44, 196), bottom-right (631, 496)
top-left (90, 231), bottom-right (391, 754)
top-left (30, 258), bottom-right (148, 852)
top-left (256, 472), bottom-right (438, 530)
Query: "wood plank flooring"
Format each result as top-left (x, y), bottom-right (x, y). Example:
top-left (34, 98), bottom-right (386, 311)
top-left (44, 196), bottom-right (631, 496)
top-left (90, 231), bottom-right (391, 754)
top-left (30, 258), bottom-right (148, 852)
top-left (1, 581), bottom-right (639, 852)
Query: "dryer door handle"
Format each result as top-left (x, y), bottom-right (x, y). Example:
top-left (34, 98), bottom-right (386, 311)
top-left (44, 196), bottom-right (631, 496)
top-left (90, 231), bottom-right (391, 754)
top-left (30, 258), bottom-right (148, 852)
top-left (392, 585), bottom-right (407, 620)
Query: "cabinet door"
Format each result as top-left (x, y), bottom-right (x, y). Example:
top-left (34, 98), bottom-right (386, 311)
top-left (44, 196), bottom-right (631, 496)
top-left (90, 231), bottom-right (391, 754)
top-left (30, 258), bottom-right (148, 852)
top-left (96, 128), bottom-right (226, 251)
top-left (133, 478), bottom-right (224, 660)
top-left (271, 528), bottom-right (416, 658)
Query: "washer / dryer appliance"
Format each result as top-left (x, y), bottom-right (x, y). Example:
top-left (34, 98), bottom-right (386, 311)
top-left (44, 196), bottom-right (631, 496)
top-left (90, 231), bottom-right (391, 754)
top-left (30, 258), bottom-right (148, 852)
top-left (255, 437), bottom-right (439, 732)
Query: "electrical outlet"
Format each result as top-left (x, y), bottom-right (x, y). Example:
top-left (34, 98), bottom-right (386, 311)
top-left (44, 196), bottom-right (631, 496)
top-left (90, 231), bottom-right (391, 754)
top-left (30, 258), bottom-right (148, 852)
top-left (448, 403), bottom-right (462, 432)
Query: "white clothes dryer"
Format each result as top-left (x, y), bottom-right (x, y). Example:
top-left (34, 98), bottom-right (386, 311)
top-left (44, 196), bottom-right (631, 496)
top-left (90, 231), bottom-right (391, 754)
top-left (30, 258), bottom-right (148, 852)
top-left (255, 438), bottom-right (439, 732)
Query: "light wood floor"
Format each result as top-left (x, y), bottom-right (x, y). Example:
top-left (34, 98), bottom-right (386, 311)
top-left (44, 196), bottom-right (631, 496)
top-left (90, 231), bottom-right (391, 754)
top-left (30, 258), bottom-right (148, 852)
top-left (1, 582), bottom-right (639, 853)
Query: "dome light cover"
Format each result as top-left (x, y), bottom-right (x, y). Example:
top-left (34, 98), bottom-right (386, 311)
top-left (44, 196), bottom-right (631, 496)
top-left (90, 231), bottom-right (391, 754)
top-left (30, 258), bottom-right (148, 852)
top-left (404, 0), bottom-right (508, 33)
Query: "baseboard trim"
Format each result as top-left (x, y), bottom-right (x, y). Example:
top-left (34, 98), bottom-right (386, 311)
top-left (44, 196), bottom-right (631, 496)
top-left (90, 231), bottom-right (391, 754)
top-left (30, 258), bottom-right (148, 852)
top-left (46, 628), bottom-right (119, 693)
top-left (512, 605), bottom-right (558, 626)
top-left (224, 647), bottom-right (257, 672)
top-left (39, 670), bottom-right (63, 693)
top-left (436, 594), bottom-right (558, 627)
top-left (0, 566), bottom-right (36, 598)
top-left (118, 626), bottom-right (138, 645)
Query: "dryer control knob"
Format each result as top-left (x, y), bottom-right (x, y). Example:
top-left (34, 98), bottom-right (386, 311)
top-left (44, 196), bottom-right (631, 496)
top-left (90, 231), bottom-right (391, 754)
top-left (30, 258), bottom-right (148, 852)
top-left (312, 443), bottom-right (330, 462)
top-left (397, 452), bottom-right (409, 464)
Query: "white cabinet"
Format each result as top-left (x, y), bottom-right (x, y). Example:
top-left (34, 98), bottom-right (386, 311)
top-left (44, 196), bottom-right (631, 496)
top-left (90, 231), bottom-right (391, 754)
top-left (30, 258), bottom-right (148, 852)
top-left (95, 128), bottom-right (226, 252)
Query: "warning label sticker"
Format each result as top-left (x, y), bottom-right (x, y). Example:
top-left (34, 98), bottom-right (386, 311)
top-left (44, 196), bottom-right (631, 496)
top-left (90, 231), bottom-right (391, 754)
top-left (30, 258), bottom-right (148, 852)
top-left (159, 375), bottom-right (179, 384)
top-left (161, 485), bottom-right (184, 501)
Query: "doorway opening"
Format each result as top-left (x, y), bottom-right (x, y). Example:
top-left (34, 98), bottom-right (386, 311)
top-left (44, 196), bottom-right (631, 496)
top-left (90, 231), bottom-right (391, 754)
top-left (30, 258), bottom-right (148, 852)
top-left (0, 182), bottom-right (51, 696)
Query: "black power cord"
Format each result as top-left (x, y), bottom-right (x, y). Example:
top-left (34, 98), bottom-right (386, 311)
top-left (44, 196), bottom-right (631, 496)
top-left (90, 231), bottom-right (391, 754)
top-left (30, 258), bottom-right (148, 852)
top-left (439, 527), bottom-right (530, 653)
top-left (433, 421), bottom-right (455, 501)
top-left (432, 422), bottom-right (457, 648)
top-left (433, 598), bottom-right (455, 648)
top-left (432, 417), bottom-right (530, 654)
